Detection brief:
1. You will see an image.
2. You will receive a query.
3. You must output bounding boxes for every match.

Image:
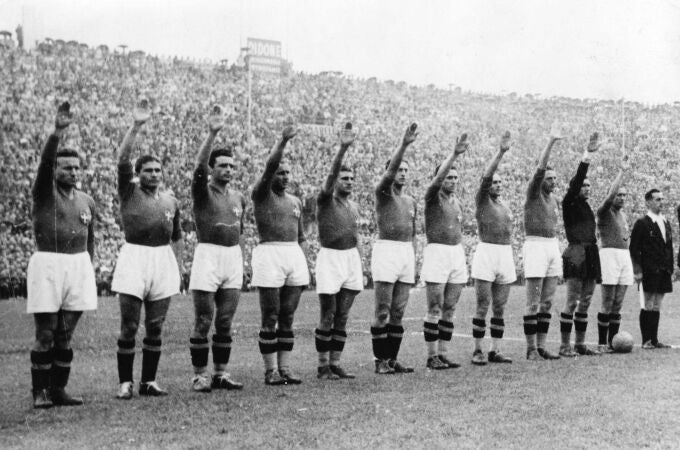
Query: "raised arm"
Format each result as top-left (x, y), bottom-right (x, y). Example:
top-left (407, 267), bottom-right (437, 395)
top-left (32, 102), bottom-right (72, 201)
top-left (118, 98), bottom-right (151, 165)
top-left (477, 132), bottom-right (510, 204)
top-left (321, 123), bottom-right (355, 196)
top-left (564, 132), bottom-right (600, 203)
top-left (598, 154), bottom-right (628, 216)
top-left (193, 105), bottom-right (225, 200)
top-left (252, 126), bottom-right (297, 200)
top-left (537, 134), bottom-right (561, 170)
top-left (376, 123), bottom-right (418, 195)
top-left (426, 133), bottom-right (468, 199)
top-left (118, 98), bottom-right (151, 199)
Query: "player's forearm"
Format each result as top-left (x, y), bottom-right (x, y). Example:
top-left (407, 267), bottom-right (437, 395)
top-left (196, 130), bottom-right (218, 167)
top-left (323, 143), bottom-right (350, 194)
top-left (537, 138), bottom-right (557, 169)
top-left (432, 152), bottom-right (459, 186)
top-left (482, 150), bottom-right (504, 179)
top-left (604, 170), bottom-right (624, 205)
top-left (32, 134), bottom-right (60, 198)
top-left (118, 123), bottom-right (143, 163)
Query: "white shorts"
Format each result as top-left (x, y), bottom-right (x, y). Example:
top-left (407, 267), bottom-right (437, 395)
top-left (371, 240), bottom-right (415, 284)
top-left (112, 243), bottom-right (180, 301)
top-left (251, 242), bottom-right (309, 288)
top-left (421, 243), bottom-right (468, 284)
top-left (27, 252), bottom-right (97, 313)
top-left (599, 248), bottom-right (634, 286)
top-left (316, 247), bottom-right (364, 294)
top-left (471, 242), bottom-right (517, 285)
top-left (189, 243), bottom-right (243, 292)
top-left (522, 236), bottom-right (561, 278)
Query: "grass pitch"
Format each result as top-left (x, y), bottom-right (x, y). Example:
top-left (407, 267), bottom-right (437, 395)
top-left (2, 284), bottom-right (680, 449)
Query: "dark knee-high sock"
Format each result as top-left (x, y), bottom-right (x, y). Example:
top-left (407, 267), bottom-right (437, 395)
top-left (607, 313), bottom-right (620, 346)
top-left (423, 321), bottom-right (439, 357)
top-left (523, 315), bottom-right (537, 350)
top-left (386, 324), bottom-right (404, 360)
top-left (51, 348), bottom-right (73, 389)
top-left (189, 337), bottom-right (209, 375)
top-left (490, 318), bottom-right (504, 351)
top-left (437, 320), bottom-right (453, 356)
top-left (574, 312), bottom-right (588, 346)
top-left (141, 338), bottom-right (162, 383)
top-left (315, 328), bottom-right (332, 366)
top-left (212, 334), bottom-right (232, 375)
top-left (560, 313), bottom-right (573, 346)
top-left (649, 311), bottom-right (660, 345)
top-left (639, 309), bottom-right (650, 344)
top-left (329, 329), bottom-right (347, 366)
top-left (31, 349), bottom-right (53, 392)
top-left (258, 330), bottom-right (278, 371)
top-left (277, 329), bottom-right (294, 371)
top-left (370, 326), bottom-right (388, 360)
top-left (597, 313), bottom-right (610, 345)
top-left (536, 313), bottom-right (552, 349)
top-left (117, 339), bottom-right (135, 383)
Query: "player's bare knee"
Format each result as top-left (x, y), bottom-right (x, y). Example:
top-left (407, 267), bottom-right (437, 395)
top-left (539, 301), bottom-right (552, 314)
top-left (34, 329), bottom-right (54, 351)
top-left (333, 311), bottom-right (349, 330)
top-left (144, 316), bottom-right (166, 338)
top-left (491, 305), bottom-right (505, 318)
top-left (193, 315), bottom-right (212, 337)
top-left (374, 310), bottom-right (389, 327)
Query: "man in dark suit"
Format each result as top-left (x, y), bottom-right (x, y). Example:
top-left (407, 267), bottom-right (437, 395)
top-left (629, 188), bottom-right (673, 349)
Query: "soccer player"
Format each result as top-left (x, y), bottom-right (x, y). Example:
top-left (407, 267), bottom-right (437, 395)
top-left (559, 133), bottom-right (602, 357)
top-left (630, 189), bottom-right (673, 349)
top-left (470, 131), bottom-right (515, 365)
top-left (596, 155), bottom-right (632, 352)
top-left (113, 98), bottom-right (183, 399)
top-left (252, 126), bottom-right (309, 385)
top-left (314, 123), bottom-right (362, 380)
top-left (523, 132), bottom-right (562, 360)
top-left (28, 102), bottom-right (96, 408)
top-left (421, 133), bottom-right (469, 370)
top-left (370, 123), bottom-right (418, 375)
top-left (188, 106), bottom-right (245, 392)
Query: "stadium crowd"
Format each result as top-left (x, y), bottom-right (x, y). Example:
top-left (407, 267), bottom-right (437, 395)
top-left (2, 39), bottom-right (680, 298)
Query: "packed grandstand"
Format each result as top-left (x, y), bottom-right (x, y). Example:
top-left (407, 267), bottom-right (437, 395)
top-left (2, 38), bottom-right (680, 297)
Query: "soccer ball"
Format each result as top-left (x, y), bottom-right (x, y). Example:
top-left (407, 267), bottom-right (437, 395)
top-left (611, 331), bottom-right (634, 353)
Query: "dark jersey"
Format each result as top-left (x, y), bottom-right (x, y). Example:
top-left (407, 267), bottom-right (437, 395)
top-left (316, 189), bottom-right (359, 250)
top-left (32, 135), bottom-right (95, 257)
top-left (597, 201), bottom-right (629, 249)
top-left (118, 161), bottom-right (181, 246)
top-left (524, 168), bottom-right (559, 238)
top-left (562, 162), bottom-right (596, 244)
top-left (252, 186), bottom-right (305, 244)
top-left (475, 176), bottom-right (512, 245)
top-left (375, 179), bottom-right (415, 242)
top-left (192, 164), bottom-right (244, 247)
top-left (424, 183), bottom-right (462, 245)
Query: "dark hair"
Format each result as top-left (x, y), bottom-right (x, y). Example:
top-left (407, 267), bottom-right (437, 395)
top-left (56, 149), bottom-right (80, 159)
top-left (645, 188), bottom-right (660, 201)
top-left (209, 148), bottom-right (234, 168)
top-left (135, 154), bottom-right (162, 173)
top-left (385, 159), bottom-right (408, 170)
top-left (546, 166), bottom-right (554, 171)
top-left (433, 164), bottom-right (457, 178)
top-left (339, 164), bottom-right (353, 173)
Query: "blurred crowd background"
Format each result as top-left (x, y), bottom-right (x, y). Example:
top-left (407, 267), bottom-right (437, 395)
top-left (2, 38), bottom-right (680, 298)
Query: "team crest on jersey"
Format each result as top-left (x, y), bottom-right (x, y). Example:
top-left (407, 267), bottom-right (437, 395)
top-left (233, 207), bottom-right (242, 217)
top-left (457, 214), bottom-right (462, 223)
top-left (293, 206), bottom-right (300, 218)
top-left (164, 210), bottom-right (173, 222)
top-left (79, 211), bottom-right (92, 225)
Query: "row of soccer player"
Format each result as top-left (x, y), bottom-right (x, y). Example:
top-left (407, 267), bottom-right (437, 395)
top-left (27, 100), bottom-right (674, 408)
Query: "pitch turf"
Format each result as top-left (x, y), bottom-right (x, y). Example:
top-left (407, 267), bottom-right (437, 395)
top-left (2, 284), bottom-right (680, 448)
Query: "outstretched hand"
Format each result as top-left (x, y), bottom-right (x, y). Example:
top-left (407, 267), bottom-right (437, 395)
top-left (339, 122), bottom-right (356, 147)
top-left (55, 101), bottom-right (73, 130)
top-left (403, 123), bottom-right (418, 146)
top-left (133, 98), bottom-right (151, 125)
top-left (282, 125), bottom-right (298, 141)
top-left (454, 133), bottom-right (469, 155)
top-left (499, 131), bottom-right (511, 153)
top-left (208, 105), bottom-right (225, 133)
top-left (587, 132), bottom-right (600, 152)
top-left (621, 152), bottom-right (630, 170)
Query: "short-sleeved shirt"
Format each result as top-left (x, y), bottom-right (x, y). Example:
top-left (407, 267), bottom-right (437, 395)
top-left (118, 161), bottom-right (181, 246)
